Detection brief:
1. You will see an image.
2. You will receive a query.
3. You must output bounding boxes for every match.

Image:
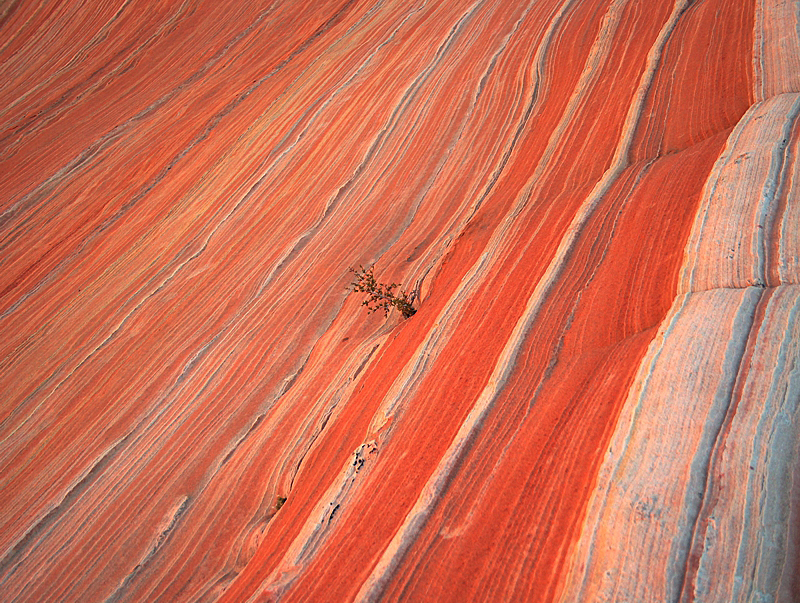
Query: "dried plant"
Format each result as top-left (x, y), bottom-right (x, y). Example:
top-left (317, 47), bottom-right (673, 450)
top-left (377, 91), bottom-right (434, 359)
top-left (348, 265), bottom-right (416, 319)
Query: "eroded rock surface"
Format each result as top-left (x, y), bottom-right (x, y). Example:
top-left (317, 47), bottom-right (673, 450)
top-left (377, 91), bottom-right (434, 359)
top-left (0, 1), bottom-right (797, 601)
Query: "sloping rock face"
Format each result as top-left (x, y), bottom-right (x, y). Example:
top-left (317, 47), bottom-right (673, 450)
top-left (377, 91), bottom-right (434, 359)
top-left (1, 0), bottom-right (798, 601)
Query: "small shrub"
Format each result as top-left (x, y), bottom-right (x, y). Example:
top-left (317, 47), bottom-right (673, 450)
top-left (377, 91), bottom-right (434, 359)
top-left (349, 265), bottom-right (416, 319)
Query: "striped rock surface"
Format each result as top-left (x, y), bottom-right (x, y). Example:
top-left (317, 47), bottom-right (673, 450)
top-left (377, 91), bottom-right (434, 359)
top-left (0, 0), bottom-right (798, 601)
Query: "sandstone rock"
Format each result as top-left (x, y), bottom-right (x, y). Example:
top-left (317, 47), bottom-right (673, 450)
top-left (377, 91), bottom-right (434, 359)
top-left (0, 1), bottom-right (797, 601)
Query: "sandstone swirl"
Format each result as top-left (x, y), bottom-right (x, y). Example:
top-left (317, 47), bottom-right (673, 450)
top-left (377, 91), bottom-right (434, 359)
top-left (0, 1), bottom-right (797, 602)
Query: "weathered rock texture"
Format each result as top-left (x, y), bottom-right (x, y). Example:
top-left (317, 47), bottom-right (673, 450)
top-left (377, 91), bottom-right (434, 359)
top-left (1, 0), bottom-right (798, 601)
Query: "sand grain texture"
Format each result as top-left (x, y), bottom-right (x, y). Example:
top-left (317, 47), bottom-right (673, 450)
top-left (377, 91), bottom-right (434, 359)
top-left (0, 0), bottom-right (798, 602)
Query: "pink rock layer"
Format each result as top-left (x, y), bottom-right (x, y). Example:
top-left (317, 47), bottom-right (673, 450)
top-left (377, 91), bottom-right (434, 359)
top-left (0, 0), bottom-right (797, 602)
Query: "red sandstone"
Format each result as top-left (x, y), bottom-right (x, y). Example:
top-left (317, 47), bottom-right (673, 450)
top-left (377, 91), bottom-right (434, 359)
top-left (0, 1), bottom-right (798, 602)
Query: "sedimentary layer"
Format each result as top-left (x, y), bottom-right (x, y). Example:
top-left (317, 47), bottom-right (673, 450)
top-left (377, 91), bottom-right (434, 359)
top-left (0, 1), bottom-right (797, 602)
